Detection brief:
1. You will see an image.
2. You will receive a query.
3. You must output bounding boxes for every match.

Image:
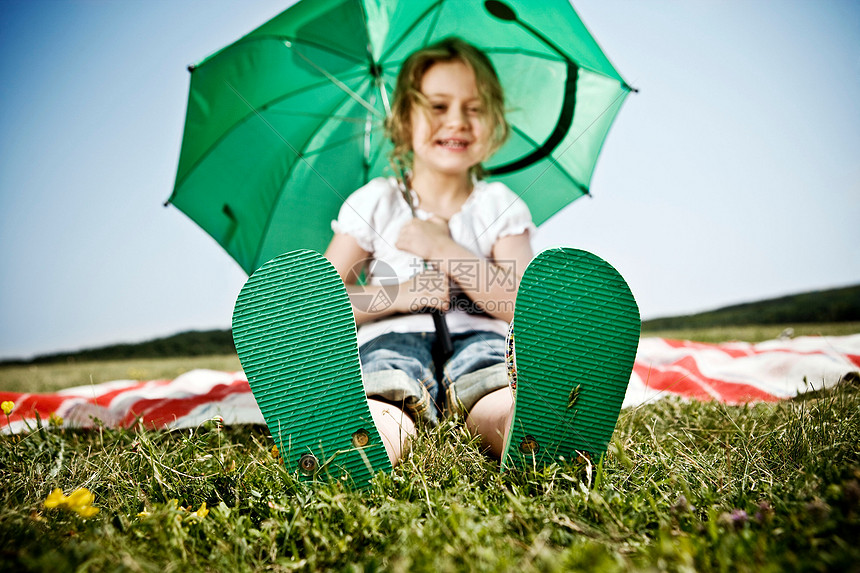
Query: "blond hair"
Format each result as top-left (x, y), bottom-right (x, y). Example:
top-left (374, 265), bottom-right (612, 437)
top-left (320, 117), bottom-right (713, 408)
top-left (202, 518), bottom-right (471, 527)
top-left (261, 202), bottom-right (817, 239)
top-left (387, 38), bottom-right (508, 178)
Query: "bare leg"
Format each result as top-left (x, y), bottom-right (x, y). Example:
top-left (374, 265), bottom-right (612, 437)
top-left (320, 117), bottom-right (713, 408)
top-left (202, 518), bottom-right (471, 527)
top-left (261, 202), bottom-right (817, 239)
top-left (367, 398), bottom-right (416, 466)
top-left (465, 387), bottom-right (514, 459)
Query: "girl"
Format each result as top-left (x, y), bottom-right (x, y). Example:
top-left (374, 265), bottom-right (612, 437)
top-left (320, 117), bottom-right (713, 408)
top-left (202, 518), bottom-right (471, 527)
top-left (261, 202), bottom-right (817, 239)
top-left (233, 38), bottom-right (639, 481)
top-left (325, 38), bottom-right (533, 464)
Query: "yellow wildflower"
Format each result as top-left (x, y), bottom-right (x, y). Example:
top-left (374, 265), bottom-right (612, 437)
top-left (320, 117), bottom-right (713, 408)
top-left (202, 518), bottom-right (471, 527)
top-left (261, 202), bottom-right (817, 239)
top-left (43, 487), bottom-right (100, 518)
top-left (191, 502), bottom-right (209, 519)
top-left (44, 488), bottom-right (66, 509)
top-left (48, 412), bottom-right (64, 427)
top-left (75, 505), bottom-right (100, 518)
top-left (1, 400), bottom-right (13, 416)
top-left (65, 488), bottom-right (94, 508)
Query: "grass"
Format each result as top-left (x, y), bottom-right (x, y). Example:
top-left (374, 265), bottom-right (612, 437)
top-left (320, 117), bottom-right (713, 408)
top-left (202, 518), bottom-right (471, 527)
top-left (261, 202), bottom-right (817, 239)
top-left (1, 383), bottom-right (857, 571)
top-left (1, 326), bottom-right (858, 570)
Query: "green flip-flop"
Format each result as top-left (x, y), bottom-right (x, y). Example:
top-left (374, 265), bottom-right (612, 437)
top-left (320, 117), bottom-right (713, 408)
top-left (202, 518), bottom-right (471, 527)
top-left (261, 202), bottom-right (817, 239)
top-left (502, 248), bottom-right (640, 471)
top-left (232, 250), bottom-right (391, 487)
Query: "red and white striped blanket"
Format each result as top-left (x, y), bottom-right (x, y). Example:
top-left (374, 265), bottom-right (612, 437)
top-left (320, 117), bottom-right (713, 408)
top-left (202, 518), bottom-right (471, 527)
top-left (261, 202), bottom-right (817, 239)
top-left (2, 335), bottom-right (858, 434)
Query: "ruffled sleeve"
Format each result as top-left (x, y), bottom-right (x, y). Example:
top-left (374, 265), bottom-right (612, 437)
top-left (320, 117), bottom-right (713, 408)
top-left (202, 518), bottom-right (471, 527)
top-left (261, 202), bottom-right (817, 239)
top-left (330, 178), bottom-right (389, 252)
top-left (494, 186), bottom-right (537, 240)
top-left (461, 181), bottom-right (536, 257)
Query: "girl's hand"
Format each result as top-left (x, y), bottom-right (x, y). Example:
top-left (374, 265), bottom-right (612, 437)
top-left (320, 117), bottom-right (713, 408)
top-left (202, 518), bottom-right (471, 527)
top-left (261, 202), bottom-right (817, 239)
top-left (395, 269), bottom-right (450, 314)
top-left (396, 216), bottom-right (453, 261)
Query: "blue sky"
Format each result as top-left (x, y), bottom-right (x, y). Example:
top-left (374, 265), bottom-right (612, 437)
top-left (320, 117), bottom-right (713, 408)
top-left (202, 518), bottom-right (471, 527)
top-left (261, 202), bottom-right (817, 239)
top-left (1, 0), bottom-right (858, 360)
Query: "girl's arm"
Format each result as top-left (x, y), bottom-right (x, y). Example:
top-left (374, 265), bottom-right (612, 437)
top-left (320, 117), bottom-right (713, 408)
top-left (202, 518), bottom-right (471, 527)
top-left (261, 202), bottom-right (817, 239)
top-left (324, 233), bottom-right (450, 325)
top-left (396, 219), bottom-right (533, 323)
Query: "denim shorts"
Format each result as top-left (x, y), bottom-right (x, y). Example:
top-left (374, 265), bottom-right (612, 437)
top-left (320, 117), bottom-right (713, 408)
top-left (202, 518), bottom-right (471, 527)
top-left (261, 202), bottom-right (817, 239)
top-left (359, 330), bottom-right (509, 424)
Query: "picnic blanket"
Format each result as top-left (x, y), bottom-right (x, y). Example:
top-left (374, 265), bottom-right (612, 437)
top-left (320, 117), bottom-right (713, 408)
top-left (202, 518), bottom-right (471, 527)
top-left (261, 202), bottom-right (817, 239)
top-left (2, 335), bottom-right (859, 434)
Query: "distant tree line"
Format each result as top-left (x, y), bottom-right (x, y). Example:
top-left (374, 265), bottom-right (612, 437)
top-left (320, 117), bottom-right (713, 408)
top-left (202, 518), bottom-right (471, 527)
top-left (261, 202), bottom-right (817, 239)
top-left (1, 330), bottom-right (235, 366)
top-left (642, 284), bottom-right (860, 331)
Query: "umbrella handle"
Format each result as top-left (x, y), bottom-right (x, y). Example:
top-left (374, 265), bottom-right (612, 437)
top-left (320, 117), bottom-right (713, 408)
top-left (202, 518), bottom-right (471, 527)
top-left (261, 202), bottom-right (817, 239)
top-left (393, 172), bottom-right (454, 362)
top-left (431, 309), bottom-right (454, 360)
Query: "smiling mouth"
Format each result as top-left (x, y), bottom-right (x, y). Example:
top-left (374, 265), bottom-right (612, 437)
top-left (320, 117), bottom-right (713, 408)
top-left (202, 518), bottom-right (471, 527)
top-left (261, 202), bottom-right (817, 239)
top-left (436, 138), bottom-right (470, 150)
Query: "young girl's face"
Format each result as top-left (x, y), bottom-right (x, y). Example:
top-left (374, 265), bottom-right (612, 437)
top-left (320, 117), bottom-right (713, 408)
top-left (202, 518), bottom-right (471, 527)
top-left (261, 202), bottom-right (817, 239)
top-left (410, 60), bottom-right (491, 179)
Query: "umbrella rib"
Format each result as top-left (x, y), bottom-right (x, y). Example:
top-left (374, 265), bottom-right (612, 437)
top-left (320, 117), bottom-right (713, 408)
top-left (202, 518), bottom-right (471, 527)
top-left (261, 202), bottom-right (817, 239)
top-left (379, 1), bottom-right (444, 62)
top-left (483, 122), bottom-right (579, 191)
top-left (489, 60), bottom-right (579, 176)
top-left (487, 123), bottom-right (542, 165)
top-left (483, 47), bottom-right (564, 62)
top-left (302, 123), bottom-right (385, 158)
top-left (202, 34), bottom-right (367, 69)
top-left (520, 86), bottom-right (632, 199)
top-left (221, 82), bottom-right (355, 269)
top-left (173, 69), bottom-right (371, 193)
top-left (284, 41), bottom-right (383, 118)
top-left (266, 110), bottom-right (367, 124)
top-left (471, 89), bottom-right (631, 251)
top-left (254, 88), bottom-right (395, 269)
top-left (421, 1), bottom-right (445, 46)
top-left (367, 129), bottom-right (390, 173)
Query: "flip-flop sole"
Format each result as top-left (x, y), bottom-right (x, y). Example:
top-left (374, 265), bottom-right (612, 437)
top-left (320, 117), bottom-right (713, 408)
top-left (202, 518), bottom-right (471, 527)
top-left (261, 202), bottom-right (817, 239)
top-left (232, 250), bottom-right (391, 486)
top-left (503, 248), bottom-right (640, 470)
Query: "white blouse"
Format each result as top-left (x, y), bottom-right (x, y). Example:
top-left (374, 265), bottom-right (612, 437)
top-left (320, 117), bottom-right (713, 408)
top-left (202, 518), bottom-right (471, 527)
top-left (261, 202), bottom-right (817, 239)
top-left (332, 177), bottom-right (535, 346)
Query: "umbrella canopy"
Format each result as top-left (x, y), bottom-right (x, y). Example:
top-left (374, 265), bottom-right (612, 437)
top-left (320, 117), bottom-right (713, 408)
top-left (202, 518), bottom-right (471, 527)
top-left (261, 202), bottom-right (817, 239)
top-left (168, 0), bottom-right (633, 274)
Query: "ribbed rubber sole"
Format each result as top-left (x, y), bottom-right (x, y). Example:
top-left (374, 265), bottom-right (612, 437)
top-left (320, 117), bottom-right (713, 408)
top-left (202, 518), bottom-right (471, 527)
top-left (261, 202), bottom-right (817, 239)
top-left (502, 248), bottom-right (640, 470)
top-left (232, 250), bottom-right (391, 487)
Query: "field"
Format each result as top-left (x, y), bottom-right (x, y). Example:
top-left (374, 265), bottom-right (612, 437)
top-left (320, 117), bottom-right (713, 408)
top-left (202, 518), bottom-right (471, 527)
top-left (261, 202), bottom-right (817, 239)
top-left (1, 325), bottom-right (858, 571)
top-left (4, 323), bottom-right (858, 395)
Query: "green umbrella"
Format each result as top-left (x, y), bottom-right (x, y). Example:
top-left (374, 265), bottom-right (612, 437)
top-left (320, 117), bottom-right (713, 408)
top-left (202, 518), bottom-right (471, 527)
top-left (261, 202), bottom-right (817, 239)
top-left (167, 0), bottom-right (634, 274)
